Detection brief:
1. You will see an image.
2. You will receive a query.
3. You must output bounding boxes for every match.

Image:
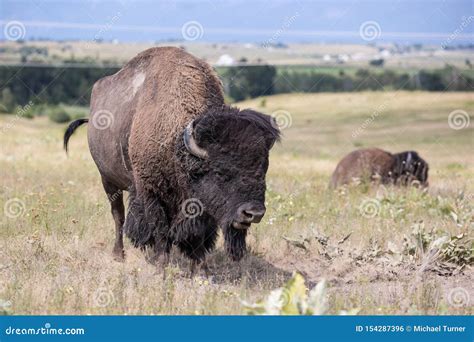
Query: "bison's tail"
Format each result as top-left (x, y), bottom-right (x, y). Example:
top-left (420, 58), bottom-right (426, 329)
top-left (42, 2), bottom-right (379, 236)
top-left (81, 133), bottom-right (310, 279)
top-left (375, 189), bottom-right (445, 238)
top-left (64, 118), bottom-right (88, 153)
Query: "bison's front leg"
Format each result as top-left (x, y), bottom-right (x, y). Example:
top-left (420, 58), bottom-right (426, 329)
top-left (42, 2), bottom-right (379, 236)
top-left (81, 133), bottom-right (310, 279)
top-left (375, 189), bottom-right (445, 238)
top-left (144, 196), bottom-right (172, 272)
top-left (190, 258), bottom-right (210, 278)
top-left (124, 186), bottom-right (171, 271)
top-left (151, 232), bottom-right (172, 271)
top-left (175, 214), bottom-right (218, 277)
top-left (224, 225), bottom-right (247, 262)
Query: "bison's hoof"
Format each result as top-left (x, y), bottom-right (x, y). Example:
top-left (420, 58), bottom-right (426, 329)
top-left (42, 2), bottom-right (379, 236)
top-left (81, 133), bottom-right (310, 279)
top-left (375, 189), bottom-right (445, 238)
top-left (113, 248), bottom-right (125, 262)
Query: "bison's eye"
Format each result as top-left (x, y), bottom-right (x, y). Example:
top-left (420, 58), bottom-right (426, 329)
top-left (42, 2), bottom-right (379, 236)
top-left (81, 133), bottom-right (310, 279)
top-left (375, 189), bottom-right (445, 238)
top-left (214, 170), bottom-right (231, 181)
top-left (190, 170), bottom-right (206, 180)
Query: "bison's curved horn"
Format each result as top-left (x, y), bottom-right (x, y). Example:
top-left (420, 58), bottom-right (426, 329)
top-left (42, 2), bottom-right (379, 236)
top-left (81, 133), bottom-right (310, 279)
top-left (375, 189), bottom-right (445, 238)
top-left (183, 121), bottom-right (208, 159)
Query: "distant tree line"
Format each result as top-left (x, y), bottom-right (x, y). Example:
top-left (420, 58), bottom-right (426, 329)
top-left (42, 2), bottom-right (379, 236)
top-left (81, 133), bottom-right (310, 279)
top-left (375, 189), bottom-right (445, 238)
top-left (0, 64), bottom-right (472, 110)
top-left (0, 66), bottom-right (118, 110)
top-left (225, 65), bottom-right (472, 101)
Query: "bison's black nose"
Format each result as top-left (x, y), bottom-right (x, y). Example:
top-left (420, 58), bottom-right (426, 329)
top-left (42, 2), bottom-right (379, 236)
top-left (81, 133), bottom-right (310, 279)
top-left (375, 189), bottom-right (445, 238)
top-left (237, 202), bottom-right (266, 224)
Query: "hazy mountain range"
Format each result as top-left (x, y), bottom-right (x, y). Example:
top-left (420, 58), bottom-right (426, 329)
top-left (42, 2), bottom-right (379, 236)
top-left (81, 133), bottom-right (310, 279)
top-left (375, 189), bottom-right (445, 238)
top-left (1, 0), bottom-right (473, 44)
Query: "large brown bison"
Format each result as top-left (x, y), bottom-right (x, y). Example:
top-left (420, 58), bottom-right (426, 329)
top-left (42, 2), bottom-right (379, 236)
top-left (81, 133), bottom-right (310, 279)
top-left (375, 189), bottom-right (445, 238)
top-left (330, 148), bottom-right (429, 188)
top-left (64, 47), bottom-right (280, 271)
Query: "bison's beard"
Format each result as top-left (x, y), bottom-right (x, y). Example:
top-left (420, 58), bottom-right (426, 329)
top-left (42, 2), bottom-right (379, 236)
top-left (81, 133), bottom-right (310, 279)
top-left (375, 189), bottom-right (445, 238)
top-left (223, 225), bottom-right (247, 261)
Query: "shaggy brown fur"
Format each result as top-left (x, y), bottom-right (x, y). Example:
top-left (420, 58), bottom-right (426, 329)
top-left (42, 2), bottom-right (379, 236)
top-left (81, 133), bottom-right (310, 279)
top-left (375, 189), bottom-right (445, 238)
top-left (128, 47), bottom-right (225, 201)
top-left (64, 47), bottom-right (280, 267)
top-left (330, 148), bottom-right (429, 188)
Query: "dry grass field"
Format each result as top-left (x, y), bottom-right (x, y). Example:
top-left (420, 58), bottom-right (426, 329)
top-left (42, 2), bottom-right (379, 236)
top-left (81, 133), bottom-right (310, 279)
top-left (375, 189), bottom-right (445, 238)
top-left (0, 91), bottom-right (473, 315)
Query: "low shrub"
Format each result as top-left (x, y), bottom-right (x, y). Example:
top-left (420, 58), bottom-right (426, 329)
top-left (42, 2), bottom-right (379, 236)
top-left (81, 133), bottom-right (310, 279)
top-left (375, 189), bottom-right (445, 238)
top-left (48, 107), bottom-right (71, 123)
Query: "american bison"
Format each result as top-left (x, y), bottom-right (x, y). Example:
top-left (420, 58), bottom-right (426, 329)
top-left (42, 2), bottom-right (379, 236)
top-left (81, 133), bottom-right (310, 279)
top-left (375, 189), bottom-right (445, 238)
top-left (330, 148), bottom-right (429, 188)
top-left (64, 47), bottom-right (280, 272)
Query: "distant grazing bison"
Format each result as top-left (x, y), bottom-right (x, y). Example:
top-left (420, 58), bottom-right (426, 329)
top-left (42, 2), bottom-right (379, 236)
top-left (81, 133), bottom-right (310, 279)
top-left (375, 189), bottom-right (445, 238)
top-left (64, 47), bottom-right (280, 272)
top-left (330, 148), bottom-right (429, 188)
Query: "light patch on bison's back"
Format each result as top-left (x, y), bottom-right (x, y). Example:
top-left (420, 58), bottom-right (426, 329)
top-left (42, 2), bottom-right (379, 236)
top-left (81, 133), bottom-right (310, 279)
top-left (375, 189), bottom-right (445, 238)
top-left (132, 72), bottom-right (146, 97)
